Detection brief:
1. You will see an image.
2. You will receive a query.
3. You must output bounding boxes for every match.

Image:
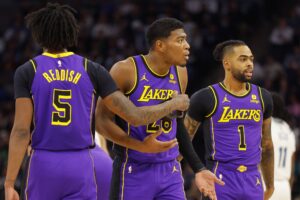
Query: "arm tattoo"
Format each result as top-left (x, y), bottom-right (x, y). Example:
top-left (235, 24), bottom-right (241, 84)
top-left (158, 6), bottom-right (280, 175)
top-left (260, 118), bottom-right (274, 189)
top-left (184, 114), bottom-right (200, 139)
top-left (107, 91), bottom-right (176, 125)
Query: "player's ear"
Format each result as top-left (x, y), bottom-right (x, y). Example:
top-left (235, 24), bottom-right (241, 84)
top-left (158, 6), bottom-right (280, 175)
top-left (223, 59), bottom-right (230, 71)
top-left (155, 39), bottom-right (166, 52)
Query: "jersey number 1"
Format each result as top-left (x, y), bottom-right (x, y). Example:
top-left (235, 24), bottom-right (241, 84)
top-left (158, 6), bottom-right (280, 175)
top-left (238, 125), bottom-right (247, 151)
top-left (52, 89), bottom-right (72, 126)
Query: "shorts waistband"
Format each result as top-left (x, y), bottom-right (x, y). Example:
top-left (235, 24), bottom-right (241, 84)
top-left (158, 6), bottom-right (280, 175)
top-left (209, 161), bottom-right (258, 173)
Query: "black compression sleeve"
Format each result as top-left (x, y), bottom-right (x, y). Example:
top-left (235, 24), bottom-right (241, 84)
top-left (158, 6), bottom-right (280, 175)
top-left (177, 118), bottom-right (206, 173)
top-left (260, 88), bottom-right (273, 119)
top-left (14, 61), bottom-right (35, 98)
top-left (86, 59), bottom-right (118, 98)
top-left (188, 87), bottom-right (215, 122)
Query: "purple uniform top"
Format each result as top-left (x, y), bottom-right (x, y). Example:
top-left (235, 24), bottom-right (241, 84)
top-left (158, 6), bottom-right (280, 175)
top-left (114, 55), bottom-right (182, 163)
top-left (210, 83), bottom-right (263, 166)
top-left (188, 82), bottom-right (272, 169)
top-left (14, 52), bottom-right (118, 151)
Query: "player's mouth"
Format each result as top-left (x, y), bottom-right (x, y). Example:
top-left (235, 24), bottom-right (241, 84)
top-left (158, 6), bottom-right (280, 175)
top-left (244, 70), bottom-right (253, 77)
top-left (184, 52), bottom-right (190, 60)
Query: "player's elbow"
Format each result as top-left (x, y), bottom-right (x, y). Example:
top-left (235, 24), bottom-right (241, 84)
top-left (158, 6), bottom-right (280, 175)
top-left (11, 127), bottom-right (30, 140)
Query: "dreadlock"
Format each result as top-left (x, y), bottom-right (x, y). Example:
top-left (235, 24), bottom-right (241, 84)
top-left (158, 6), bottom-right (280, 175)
top-left (25, 2), bottom-right (79, 51)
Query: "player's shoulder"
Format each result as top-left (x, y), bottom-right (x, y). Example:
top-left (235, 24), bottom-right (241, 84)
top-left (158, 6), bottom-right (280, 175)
top-left (15, 60), bottom-right (36, 76)
top-left (191, 86), bottom-right (215, 102)
top-left (110, 57), bottom-right (135, 74)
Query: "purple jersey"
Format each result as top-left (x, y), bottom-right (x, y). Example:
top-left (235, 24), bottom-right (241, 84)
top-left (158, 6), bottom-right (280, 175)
top-left (114, 55), bottom-right (181, 163)
top-left (209, 83), bottom-right (263, 166)
top-left (31, 52), bottom-right (96, 150)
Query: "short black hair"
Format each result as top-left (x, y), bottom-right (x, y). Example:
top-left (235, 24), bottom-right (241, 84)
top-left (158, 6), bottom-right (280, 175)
top-left (146, 17), bottom-right (184, 48)
top-left (25, 3), bottom-right (79, 51)
top-left (213, 40), bottom-right (246, 61)
top-left (271, 92), bottom-right (290, 122)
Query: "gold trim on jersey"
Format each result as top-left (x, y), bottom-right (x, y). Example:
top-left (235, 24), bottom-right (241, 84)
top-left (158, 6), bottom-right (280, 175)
top-left (30, 59), bottom-right (37, 72)
top-left (175, 66), bottom-right (183, 94)
top-left (89, 93), bottom-right (95, 146)
top-left (141, 55), bottom-right (170, 77)
top-left (25, 150), bottom-right (34, 200)
top-left (211, 117), bottom-right (216, 160)
top-left (125, 57), bottom-right (138, 95)
top-left (121, 123), bottom-right (130, 200)
top-left (88, 149), bottom-right (98, 199)
top-left (213, 161), bottom-right (219, 175)
top-left (219, 82), bottom-right (251, 97)
top-left (258, 87), bottom-right (265, 112)
top-left (42, 52), bottom-right (74, 58)
top-left (84, 57), bottom-right (88, 71)
top-left (206, 86), bottom-right (218, 118)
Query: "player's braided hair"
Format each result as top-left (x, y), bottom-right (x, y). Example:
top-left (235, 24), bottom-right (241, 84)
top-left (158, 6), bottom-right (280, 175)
top-left (25, 3), bottom-right (79, 51)
top-left (213, 40), bottom-right (246, 61)
top-left (146, 17), bottom-right (184, 48)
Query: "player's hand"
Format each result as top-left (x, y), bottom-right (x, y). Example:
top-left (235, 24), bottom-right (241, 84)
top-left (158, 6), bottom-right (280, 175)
top-left (5, 186), bottom-right (19, 200)
top-left (141, 129), bottom-right (178, 153)
top-left (170, 92), bottom-right (189, 111)
top-left (194, 169), bottom-right (225, 200)
top-left (264, 186), bottom-right (274, 200)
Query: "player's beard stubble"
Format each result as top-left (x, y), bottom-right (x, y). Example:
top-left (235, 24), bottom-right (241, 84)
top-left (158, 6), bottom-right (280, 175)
top-left (231, 67), bottom-right (252, 83)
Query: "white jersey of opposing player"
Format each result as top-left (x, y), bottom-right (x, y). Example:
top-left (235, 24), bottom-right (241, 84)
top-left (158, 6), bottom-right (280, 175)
top-left (271, 117), bottom-right (296, 181)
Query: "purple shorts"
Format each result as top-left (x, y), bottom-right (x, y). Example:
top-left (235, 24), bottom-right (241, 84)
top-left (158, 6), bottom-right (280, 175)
top-left (91, 145), bottom-right (113, 200)
top-left (110, 158), bottom-right (185, 200)
top-left (24, 149), bottom-right (97, 200)
top-left (204, 163), bottom-right (263, 200)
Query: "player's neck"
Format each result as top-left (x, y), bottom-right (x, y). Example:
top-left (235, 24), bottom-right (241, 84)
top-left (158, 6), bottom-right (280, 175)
top-left (144, 52), bottom-right (171, 75)
top-left (223, 77), bottom-right (248, 95)
top-left (43, 48), bottom-right (68, 54)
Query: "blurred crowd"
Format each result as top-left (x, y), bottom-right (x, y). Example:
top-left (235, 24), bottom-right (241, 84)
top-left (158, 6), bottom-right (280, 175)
top-left (0, 0), bottom-right (300, 199)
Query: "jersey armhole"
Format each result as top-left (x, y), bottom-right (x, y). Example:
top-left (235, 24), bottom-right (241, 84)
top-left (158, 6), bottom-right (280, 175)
top-left (258, 86), bottom-right (265, 112)
top-left (125, 57), bottom-right (138, 95)
top-left (205, 86), bottom-right (218, 118)
top-left (175, 66), bottom-right (183, 94)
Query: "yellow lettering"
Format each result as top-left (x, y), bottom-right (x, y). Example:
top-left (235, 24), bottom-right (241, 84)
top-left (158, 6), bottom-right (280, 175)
top-left (49, 70), bottom-right (56, 81)
top-left (218, 106), bottom-right (231, 122)
top-left (68, 70), bottom-right (74, 81)
top-left (43, 73), bottom-right (53, 83)
top-left (72, 73), bottom-right (81, 84)
top-left (60, 70), bottom-right (65, 81)
top-left (55, 69), bottom-right (60, 81)
top-left (153, 89), bottom-right (161, 99)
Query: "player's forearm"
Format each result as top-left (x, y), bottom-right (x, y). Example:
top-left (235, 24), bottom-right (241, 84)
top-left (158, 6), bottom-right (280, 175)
top-left (97, 119), bottom-right (145, 152)
top-left (132, 100), bottom-right (177, 126)
top-left (5, 129), bottom-right (30, 187)
top-left (261, 144), bottom-right (274, 189)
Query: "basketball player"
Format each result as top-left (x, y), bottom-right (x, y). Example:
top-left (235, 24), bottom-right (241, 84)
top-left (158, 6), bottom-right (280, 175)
top-left (269, 93), bottom-right (296, 200)
top-left (184, 40), bottom-right (274, 200)
top-left (96, 18), bottom-right (224, 200)
top-left (4, 4), bottom-right (189, 200)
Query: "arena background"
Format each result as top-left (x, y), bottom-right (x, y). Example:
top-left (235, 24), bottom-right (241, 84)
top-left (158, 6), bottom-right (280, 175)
top-left (0, 0), bottom-right (299, 199)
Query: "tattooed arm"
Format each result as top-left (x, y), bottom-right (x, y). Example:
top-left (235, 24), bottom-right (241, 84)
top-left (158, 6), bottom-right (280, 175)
top-left (184, 114), bottom-right (201, 139)
top-left (261, 117), bottom-right (274, 200)
top-left (102, 90), bottom-right (188, 126)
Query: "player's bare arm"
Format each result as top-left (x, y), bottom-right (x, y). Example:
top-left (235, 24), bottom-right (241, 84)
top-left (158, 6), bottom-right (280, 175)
top-left (102, 58), bottom-right (189, 126)
top-left (96, 99), bottom-right (177, 153)
top-left (184, 114), bottom-right (200, 139)
top-left (260, 117), bottom-right (274, 199)
top-left (5, 98), bottom-right (33, 200)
